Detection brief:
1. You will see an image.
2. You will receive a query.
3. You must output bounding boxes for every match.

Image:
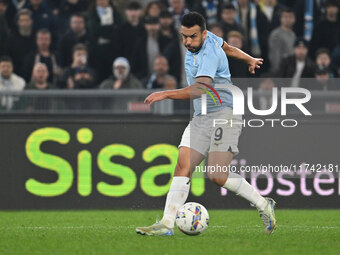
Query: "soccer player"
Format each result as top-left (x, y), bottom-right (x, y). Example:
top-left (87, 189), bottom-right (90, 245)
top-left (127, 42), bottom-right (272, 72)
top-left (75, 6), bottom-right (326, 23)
top-left (136, 12), bottom-right (276, 236)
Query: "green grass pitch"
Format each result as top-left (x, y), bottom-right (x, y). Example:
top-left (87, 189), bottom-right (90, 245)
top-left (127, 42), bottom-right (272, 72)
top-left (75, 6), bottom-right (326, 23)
top-left (1, 210), bottom-right (340, 255)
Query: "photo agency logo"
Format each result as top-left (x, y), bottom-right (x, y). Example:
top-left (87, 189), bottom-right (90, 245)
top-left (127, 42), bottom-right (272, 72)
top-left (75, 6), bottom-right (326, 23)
top-left (201, 84), bottom-right (312, 128)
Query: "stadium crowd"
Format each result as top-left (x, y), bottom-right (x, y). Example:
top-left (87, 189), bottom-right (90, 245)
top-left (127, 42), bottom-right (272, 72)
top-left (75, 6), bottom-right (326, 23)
top-left (0, 0), bottom-right (340, 110)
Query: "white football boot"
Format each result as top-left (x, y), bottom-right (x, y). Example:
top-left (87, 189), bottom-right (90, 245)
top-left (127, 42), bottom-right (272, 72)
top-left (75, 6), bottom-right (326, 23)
top-left (136, 222), bottom-right (174, 236)
top-left (258, 197), bottom-right (277, 234)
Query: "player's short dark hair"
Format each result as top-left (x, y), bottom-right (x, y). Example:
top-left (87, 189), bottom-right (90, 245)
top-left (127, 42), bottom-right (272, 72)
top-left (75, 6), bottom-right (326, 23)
top-left (126, 1), bottom-right (142, 10)
top-left (222, 3), bottom-right (236, 11)
top-left (0, 55), bottom-right (13, 64)
top-left (181, 12), bottom-right (206, 32)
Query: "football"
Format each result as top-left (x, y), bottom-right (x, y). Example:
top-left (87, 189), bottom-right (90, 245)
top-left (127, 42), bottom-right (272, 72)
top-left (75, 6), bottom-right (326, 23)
top-left (175, 202), bottom-right (209, 235)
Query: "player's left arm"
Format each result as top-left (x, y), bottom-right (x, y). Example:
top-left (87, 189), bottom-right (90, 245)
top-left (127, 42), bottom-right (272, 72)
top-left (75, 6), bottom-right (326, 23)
top-left (145, 45), bottom-right (218, 106)
top-left (144, 76), bottom-right (212, 106)
top-left (222, 42), bottom-right (263, 75)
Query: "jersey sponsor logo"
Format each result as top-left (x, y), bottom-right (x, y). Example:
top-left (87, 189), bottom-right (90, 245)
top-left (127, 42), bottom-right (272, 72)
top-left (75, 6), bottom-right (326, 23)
top-left (197, 81), bottom-right (223, 108)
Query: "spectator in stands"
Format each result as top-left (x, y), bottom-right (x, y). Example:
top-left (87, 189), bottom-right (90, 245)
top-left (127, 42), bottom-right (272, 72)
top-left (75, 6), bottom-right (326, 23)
top-left (0, 7), bottom-right (8, 57)
top-left (219, 3), bottom-right (244, 41)
top-left (116, 2), bottom-right (146, 73)
top-left (278, 38), bottom-right (316, 87)
top-left (168, 0), bottom-right (189, 29)
top-left (66, 65), bottom-right (96, 90)
top-left (227, 31), bottom-right (249, 78)
top-left (303, 66), bottom-right (338, 100)
top-left (5, 0), bottom-right (26, 30)
top-left (143, 55), bottom-right (177, 89)
top-left (58, 0), bottom-right (90, 36)
top-left (311, 67), bottom-right (334, 90)
top-left (18, 62), bottom-right (58, 112)
top-left (100, 57), bottom-right (142, 90)
top-left (5, 9), bottom-right (35, 76)
top-left (209, 23), bottom-right (224, 38)
top-left (134, 16), bottom-right (161, 79)
top-left (315, 48), bottom-right (332, 70)
top-left (0, 56), bottom-right (25, 110)
top-left (26, 62), bottom-right (53, 89)
top-left (310, 0), bottom-right (340, 59)
top-left (23, 29), bottom-right (60, 84)
top-left (88, 0), bottom-right (123, 83)
top-left (144, 1), bottom-right (164, 18)
top-left (59, 43), bottom-right (96, 89)
top-left (192, 0), bottom-right (221, 26)
top-left (258, 0), bottom-right (282, 32)
top-left (294, 0), bottom-right (326, 39)
top-left (233, 0), bottom-right (269, 62)
top-left (268, 7), bottom-right (296, 74)
top-left (25, 0), bottom-right (57, 46)
top-left (57, 13), bottom-right (90, 68)
top-left (158, 10), bottom-right (178, 52)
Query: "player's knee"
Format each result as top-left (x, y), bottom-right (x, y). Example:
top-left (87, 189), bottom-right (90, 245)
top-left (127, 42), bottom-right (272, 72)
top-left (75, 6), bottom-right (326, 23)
top-left (207, 173), bottom-right (227, 187)
top-left (174, 162), bottom-right (190, 177)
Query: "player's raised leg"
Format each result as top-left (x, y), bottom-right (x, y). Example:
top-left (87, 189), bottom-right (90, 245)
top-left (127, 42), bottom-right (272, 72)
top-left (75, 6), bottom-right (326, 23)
top-left (207, 151), bottom-right (276, 234)
top-left (136, 146), bottom-right (205, 236)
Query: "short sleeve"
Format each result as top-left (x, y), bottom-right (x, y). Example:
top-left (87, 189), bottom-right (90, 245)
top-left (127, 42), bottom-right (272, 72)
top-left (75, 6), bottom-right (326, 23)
top-left (207, 30), bottom-right (224, 47)
top-left (196, 52), bottom-right (219, 80)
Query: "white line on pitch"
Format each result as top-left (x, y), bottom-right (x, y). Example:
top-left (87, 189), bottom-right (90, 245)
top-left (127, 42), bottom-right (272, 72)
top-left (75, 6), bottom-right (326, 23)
top-left (0, 225), bottom-right (339, 230)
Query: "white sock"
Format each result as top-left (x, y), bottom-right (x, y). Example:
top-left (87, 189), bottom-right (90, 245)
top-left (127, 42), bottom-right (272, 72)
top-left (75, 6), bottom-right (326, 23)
top-left (160, 176), bottom-right (190, 228)
top-left (223, 172), bottom-right (267, 211)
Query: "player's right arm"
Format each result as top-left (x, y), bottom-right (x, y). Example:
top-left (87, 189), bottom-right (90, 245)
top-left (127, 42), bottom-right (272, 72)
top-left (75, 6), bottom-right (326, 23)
top-left (208, 30), bottom-right (263, 75)
top-left (144, 76), bottom-right (212, 106)
top-left (222, 42), bottom-right (263, 75)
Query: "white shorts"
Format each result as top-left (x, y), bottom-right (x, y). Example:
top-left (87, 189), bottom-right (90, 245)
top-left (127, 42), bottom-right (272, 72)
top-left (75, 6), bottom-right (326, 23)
top-left (179, 107), bottom-right (242, 156)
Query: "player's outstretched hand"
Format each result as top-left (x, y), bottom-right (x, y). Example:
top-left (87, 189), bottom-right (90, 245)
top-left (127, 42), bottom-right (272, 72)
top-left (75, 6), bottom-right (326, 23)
top-left (248, 58), bottom-right (264, 75)
top-left (144, 91), bottom-right (168, 106)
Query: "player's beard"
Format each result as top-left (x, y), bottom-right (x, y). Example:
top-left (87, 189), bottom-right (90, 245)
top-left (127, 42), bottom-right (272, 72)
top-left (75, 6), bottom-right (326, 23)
top-left (186, 35), bottom-right (204, 53)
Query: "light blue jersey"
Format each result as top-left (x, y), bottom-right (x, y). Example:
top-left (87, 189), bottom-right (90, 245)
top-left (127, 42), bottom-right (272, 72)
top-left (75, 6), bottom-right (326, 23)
top-left (185, 31), bottom-right (233, 115)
